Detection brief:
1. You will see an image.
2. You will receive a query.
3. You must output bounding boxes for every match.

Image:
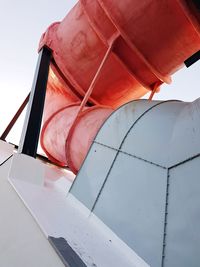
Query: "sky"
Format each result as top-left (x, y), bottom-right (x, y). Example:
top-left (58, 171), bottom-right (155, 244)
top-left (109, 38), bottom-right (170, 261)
top-left (0, 0), bottom-right (199, 149)
top-left (0, 0), bottom-right (77, 146)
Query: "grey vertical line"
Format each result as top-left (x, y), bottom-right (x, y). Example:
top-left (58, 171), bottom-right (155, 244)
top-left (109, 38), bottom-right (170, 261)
top-left (90, 149), bottom-right (119, 213)
top-left (161, 169), bottom-right (170, 267)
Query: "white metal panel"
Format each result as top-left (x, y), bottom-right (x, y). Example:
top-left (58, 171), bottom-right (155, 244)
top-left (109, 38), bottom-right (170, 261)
top-left (8, 157), bottom-right (149, 267)
top-left (167, 98), bottom-right (200, 166)
top-left (120, 98), bottom-right (200, 168)
top-left (0, 159), bottom-right (65, 267)
top-left (93, 152), bottom-right (167, 267)
top-left (0, 140), bottom-right (14, 164)
top-left (121, 101), bottom-right (183, 167)
top-left (9, 153), bottom-right (45, 185)
top-left (164, 157), bottom-right (200, 267)
top-left (95, 100), bottom-right (161, 149)
top-left (69, 97), bottom-right (200, 266)
top-left (70, 143), bottom-right (118, 210)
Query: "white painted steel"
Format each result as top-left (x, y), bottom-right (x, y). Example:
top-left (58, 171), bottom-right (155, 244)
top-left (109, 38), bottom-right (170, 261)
top-left (166, 98), bottom-right (200, 166)
top-left (94, 98), bottom-right (200, 168)
top-left (120, 98), bottom-right (200, 168)
top-left (8, 156), bottom-right (149, 267)
top-left (95, 100), bottom-right (161, 149)
top-left (1, 96), bottom-right (200, 266)
top-left (9, 153), bottom-right (45, 185)
top-left (165, 157), bottom-right (200, 267)
top-left (0, 158), bottom-right (65, 267)
top-left (121, 101), bottom-right (183, 167)
top-left (71, 97), bottom-right (200, 267)
top-left (93, 153), bottom-right (167, 267)
top-left (0, 140), bottom-right (14, 164)
top-left (71, 100), bottom-right (165, 210)
top-left (71, 143), bottom-right (118, 210)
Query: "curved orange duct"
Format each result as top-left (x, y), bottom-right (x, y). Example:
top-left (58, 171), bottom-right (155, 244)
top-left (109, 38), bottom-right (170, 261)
top-left (39, 0), bottom-right (200, 173)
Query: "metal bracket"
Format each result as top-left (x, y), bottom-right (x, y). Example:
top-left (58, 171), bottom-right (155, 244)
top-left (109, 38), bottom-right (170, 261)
top-left (184, 50), bottom-right (200, 68)
top-left (18, 47), bottom-right (52, 157)
top-left (0, 93), bottom-right (30, 141)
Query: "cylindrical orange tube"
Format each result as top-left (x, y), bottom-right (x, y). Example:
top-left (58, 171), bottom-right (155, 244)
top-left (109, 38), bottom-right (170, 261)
top-left (39, 0), bottom-right (200, 173)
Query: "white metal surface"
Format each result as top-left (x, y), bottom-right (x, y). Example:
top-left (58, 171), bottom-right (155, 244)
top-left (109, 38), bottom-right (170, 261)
top-left (9, 153), bottom-right (45, 185)
top-left (8, 157), bottom-right (149, 267)
top-left (1, 96), bottom-right (200, 266)
top-left (0, 140), bottom-right (14, 164)
top-left (165, 156), bottom-right (200, 267)
top-left (0, 157), bottom-right (65, 267)
top-left (166, 98), bottom-right (200, 166)
top-left (71, 97), bottom-right (200, 267)
top-left (121, 101), bottom-right (183, 167)
top-left (71, 143), bottom-right (118, 210)
top-left (93, 153), bottom-right (167, 267)
top-left (95, 100), bottom-right (161, 149)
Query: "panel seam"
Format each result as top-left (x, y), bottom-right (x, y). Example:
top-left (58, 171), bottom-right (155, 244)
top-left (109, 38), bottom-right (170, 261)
top-left (91, 100), bottom-right (173, 213)
top-left (94, 141), bottom-right (167, 169)
top-left (161, 169), bottom-right (170, 267)
top-left (0, 154), bottom-right (13, 166)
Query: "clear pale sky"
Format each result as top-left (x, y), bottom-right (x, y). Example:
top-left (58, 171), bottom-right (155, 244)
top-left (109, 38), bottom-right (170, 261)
top-left (0, 0), bottom-right (199, 147)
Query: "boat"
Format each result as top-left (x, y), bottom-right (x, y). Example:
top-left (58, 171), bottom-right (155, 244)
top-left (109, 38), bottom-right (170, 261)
top-left (0, 0), bottom-right (200, 266)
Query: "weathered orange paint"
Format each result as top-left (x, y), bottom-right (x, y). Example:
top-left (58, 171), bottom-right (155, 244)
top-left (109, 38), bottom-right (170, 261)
top-left (39, 0), bottom-right (200, 173)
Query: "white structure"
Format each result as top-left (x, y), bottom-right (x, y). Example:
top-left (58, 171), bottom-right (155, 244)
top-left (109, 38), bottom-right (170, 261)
top-left (0, 97), bottom-right (200, 266)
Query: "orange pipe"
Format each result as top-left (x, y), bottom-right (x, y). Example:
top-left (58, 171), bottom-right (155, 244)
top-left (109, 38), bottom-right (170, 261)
top-left (39, 0), bottom-right (200, 173)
